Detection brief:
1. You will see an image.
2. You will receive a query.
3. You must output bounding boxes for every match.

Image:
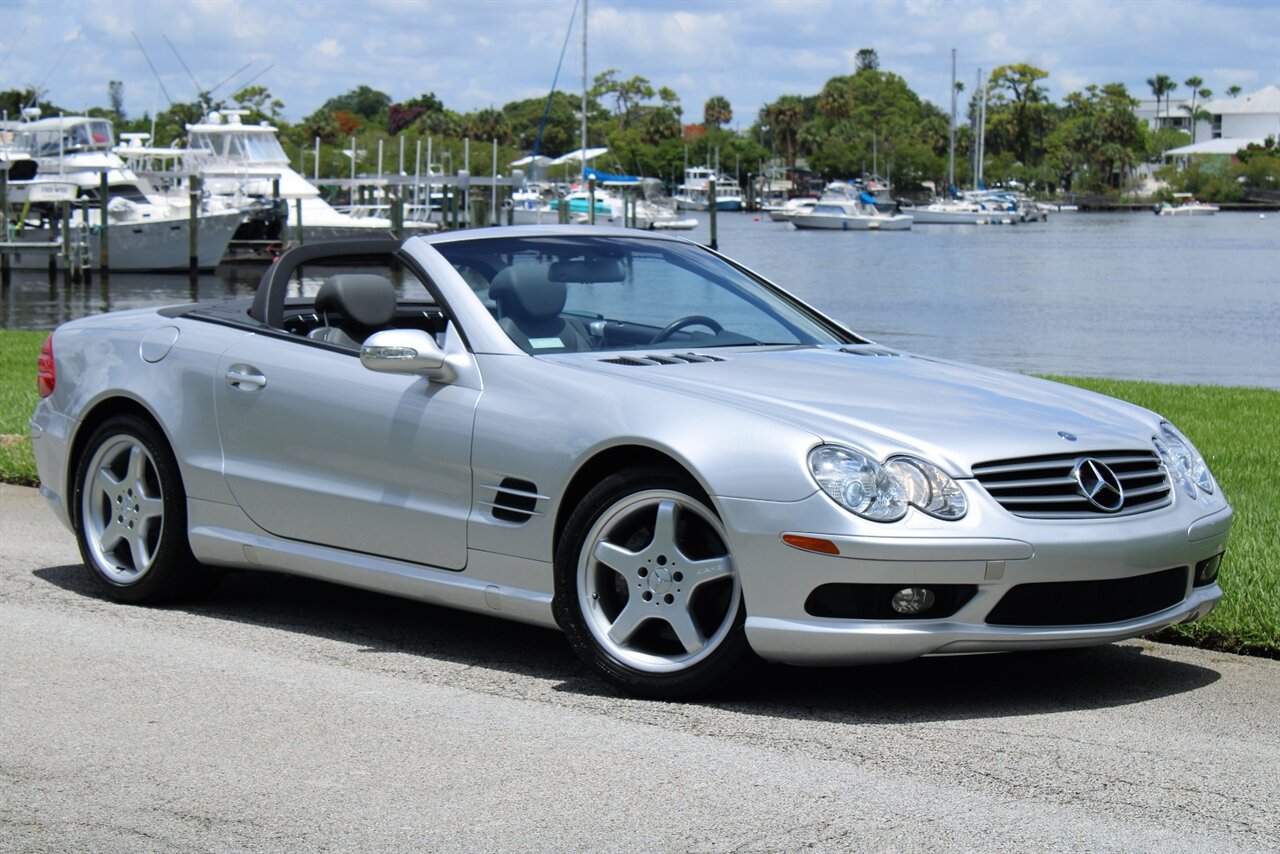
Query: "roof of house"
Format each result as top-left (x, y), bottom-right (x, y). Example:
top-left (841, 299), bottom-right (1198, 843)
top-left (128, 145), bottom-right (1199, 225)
top-left (1203, 84), bottom-right (1280, 116)
top-left (1164, 137), bottom-right (1268, 156)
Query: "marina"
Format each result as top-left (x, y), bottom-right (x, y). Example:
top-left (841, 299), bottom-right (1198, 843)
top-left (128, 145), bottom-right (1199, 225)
top-left (2, 210), bottom-right (1276, 390)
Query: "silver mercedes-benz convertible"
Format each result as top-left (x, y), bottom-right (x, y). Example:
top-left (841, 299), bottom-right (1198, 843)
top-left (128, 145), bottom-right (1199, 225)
top-left (30, 226), bottom-right (1231, 697)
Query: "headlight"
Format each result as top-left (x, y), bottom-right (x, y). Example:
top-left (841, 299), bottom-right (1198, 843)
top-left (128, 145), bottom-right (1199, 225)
top-left (808, 445), bottom-right (968, 522)
top-left (1153, 421), bottom-right (1215, 498)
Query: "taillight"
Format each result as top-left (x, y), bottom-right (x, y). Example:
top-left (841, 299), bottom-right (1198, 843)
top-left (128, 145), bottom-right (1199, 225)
top-left (37, 336), bottom-right (55, 398)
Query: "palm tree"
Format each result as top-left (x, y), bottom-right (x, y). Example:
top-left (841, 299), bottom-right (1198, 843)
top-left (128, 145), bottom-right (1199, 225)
top-left (766, 96), bottom-right (805, 167)
top-left (816, 77), bottom-right (854, 121)
top-left (1147, 75), bottom-right (1167, 127)
top-left (1183, 76), bottom-right (1204, 141)
top-left (1183, 87), bottom-right (1213, 143)
top-left (1226, 85), bottom-right (1243, 98)
top-left (1148, 74), bottom-right (1179, 127)
top-left (1162, 79), bottom-right (1178, 125)
top-left (703, 95), bottom-right (732, 130)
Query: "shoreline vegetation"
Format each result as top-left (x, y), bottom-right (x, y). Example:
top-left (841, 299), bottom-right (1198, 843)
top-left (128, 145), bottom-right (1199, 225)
top-left (4, 52), bottom-right (1277, 204)
top-left (1, 331), bottom-right (1275, 657)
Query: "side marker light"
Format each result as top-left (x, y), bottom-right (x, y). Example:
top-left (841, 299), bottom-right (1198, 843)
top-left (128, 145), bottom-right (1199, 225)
top-left (781, 535), bottom-right (840, 556)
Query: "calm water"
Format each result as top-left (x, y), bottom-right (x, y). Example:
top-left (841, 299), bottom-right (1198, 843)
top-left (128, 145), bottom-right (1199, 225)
top-left (3, 211), bottom-right (1278, 389)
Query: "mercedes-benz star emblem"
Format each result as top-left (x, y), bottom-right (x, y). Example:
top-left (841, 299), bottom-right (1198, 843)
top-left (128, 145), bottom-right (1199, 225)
top-left (1073, 458), bottom-right (1125, 512)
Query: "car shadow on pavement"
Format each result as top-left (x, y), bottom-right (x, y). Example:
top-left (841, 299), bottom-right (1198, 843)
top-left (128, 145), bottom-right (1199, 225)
top-left (728, 645), bottom-right (1221, 723)
top-left (35, 563), bottom-right (1221, 722)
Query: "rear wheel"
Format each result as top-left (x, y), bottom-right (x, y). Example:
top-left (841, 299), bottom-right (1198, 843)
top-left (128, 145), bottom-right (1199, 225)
top-left (73, 415), bottom-right (219, 602)
top-left (555, 468), bottom-right (751, 699)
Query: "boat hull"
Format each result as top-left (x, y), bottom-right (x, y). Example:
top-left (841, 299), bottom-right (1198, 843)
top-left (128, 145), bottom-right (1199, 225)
top-left (3, 209), bottom-right (244, 271)
top-left (1157, 206), bottom-right (1218, 216)
top-left (791, 213), bottom-right (913, 231)
top-left (676, 198), bottom-right (742, 212)
top-left (905, 208), bottom-right (1015, 225)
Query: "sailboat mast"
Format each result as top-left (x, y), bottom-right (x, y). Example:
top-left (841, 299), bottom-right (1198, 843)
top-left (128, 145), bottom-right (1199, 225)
top-left (948, 48), bottom-right (956, 192)
top-left (581, 0), bottom-right (588, 181)
top-left (973, 68), bottom-right (981, 189)
top-left (978, 73), bottom-right (988, 186)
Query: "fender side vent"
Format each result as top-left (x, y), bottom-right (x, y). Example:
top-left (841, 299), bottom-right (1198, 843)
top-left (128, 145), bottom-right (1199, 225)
top-left (599, 353), bottom-right (726, 366)
top-left (481, 478), bottom-right (547, 524)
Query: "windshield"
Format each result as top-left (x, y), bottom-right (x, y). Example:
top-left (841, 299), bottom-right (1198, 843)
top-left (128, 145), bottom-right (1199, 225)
top-left (19, 120), bottom-right (114, 157)
top-left (188, 131), bottom-right (287, 163)
top-left (432, 235), bottom-right (850, 354)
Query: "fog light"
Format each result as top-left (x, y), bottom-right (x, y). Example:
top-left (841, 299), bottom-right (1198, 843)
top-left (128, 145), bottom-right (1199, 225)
top-left (890, 587), bottom-right (936, 615)
top-left (1194, 554), bottom-right (1223, 586)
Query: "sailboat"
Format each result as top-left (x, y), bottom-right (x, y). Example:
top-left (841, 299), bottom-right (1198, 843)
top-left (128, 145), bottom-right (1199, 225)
top-left (511, 0), bottom-right (696, 230)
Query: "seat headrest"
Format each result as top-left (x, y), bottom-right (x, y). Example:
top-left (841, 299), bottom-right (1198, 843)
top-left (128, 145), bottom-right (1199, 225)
top-left (315, 274), bottom-right (397, 328)
top-left (489, 265), bottom-right (566, 321)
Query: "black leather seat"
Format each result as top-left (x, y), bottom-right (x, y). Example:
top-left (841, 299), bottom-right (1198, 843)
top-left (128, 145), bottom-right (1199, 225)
top-left (307, 274), bottom-right (398, 347)
top-left (489, 265), bottom-right (592, 353)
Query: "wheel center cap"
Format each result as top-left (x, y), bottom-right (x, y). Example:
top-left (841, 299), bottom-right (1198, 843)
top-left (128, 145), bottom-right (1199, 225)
top-left (647, 566), bottom-right (673, 594)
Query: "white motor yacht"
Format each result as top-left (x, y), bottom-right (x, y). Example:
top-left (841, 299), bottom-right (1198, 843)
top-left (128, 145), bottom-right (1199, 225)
top-left (763, 196), bottom-right (818, 222)
top-left (899, 198), bottom-right (1016, 225)
top-left (791, 183), bottom-right (912, 230)
top-left (674, 166), bottom-right (744, 211)
top-left (1156, 194), bottom-right (1219, 216)
top-left (3, 116), bottom-right (243, 270)
top-left (163, 111), bottom-right (437, 242)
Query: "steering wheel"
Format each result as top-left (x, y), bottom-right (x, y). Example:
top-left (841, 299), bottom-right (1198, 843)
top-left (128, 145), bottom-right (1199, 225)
top-left (650, 315), bottom-right (723, 344)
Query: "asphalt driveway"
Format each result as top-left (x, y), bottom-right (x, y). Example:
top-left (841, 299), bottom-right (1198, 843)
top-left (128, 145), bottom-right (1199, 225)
top-left (2, 483), bottom-right (1276, 852)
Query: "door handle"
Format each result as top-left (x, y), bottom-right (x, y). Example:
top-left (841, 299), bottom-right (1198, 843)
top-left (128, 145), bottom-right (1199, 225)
top-left (225, 365), bottom-right (267, 390)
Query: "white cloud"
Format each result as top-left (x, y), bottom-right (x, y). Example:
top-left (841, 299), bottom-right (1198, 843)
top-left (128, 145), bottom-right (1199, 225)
top-left (3, 0), bottom-right (1275, 127)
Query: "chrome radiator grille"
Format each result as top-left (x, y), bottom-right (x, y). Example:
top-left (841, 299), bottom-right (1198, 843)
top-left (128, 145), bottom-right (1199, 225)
top-left (971, 450), bottom-right (1171, 519)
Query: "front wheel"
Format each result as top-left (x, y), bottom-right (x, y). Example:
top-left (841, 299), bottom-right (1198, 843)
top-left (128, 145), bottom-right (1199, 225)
top-left (73, 414), bottom-right (219, 603)
top-left (554, 468), bottom-right (751, 699)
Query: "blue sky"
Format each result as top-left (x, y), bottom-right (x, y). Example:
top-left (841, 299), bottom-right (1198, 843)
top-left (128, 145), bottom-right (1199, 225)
top-left (2, 0), bottom-right (1278, 127)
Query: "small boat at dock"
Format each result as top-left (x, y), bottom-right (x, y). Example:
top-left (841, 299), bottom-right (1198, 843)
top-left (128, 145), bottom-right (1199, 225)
top-left (674, 166), bottom-right (744, 211)
top-left (791, 182), bottom-right (912, 230)
top-left (1155, 194), bottom-right (1219, 216)
top-left (763, 196), bottom-right (818, 222)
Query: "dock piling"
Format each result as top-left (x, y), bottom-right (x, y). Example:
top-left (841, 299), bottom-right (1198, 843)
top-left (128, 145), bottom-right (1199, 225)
top-left (99, 172), bottom-right (109, 273)
top-left (0, 169), bottom-right (9, 286)
top-left (708, 179), bottom-right (718, 251)
top-left (188, 176), bottom-right (200, 278)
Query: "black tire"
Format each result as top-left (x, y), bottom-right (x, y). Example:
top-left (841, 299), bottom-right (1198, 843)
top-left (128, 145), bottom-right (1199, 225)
top-left (554, 467), bottom-right (752, 699)
top-left (72, 414), bottom-right (220, 603)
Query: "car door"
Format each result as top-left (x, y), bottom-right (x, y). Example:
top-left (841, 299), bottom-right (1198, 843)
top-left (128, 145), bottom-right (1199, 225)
top-left (214, 333), bottom-right (478, 570)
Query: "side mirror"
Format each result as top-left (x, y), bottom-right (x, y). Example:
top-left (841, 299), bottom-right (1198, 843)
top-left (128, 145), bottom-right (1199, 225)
top-left (361, 329), bottom-right (455, 382)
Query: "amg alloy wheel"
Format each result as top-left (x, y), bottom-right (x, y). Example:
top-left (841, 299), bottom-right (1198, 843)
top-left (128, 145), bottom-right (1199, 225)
top-left (556, 469), bottom-right (750, 698)
top-left (74, 415), bottom-right (218, 602)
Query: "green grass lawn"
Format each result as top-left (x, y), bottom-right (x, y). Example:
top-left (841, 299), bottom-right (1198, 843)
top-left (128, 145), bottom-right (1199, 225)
top-left (0, 330), bottom-right (45, 486)
top-left (1, 330), bottom-right (1276, 655)
top-left (1044, 375), bottom-right (1279, 657)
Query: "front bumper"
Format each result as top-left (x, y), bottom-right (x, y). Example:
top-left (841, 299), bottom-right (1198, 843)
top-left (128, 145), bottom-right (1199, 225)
top-left (745, 585), bottom-right (1220, 665)
top-left (716, 489), bottom-right (1231, 667)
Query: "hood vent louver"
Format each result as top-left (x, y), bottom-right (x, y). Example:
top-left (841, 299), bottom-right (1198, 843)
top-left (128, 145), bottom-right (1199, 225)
top-left (600, 353), bottom-right (726, 366)
top-left (481, 478), bottom-right (547, 524)
top-left (839, 345), bottom-right (902, 357)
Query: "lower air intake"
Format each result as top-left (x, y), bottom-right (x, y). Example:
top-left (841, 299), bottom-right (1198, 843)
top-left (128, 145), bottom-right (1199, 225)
top-left (985, 567), bottom-right (1188, 626)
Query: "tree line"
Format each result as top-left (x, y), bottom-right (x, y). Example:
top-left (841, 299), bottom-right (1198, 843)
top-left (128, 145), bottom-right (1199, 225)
top-left (3, 49), bottom-right (1275, 200)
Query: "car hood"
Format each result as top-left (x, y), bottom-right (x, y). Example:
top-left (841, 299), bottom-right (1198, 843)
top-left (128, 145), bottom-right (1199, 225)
top-left (561, 346), bottom-right (1161, 474)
